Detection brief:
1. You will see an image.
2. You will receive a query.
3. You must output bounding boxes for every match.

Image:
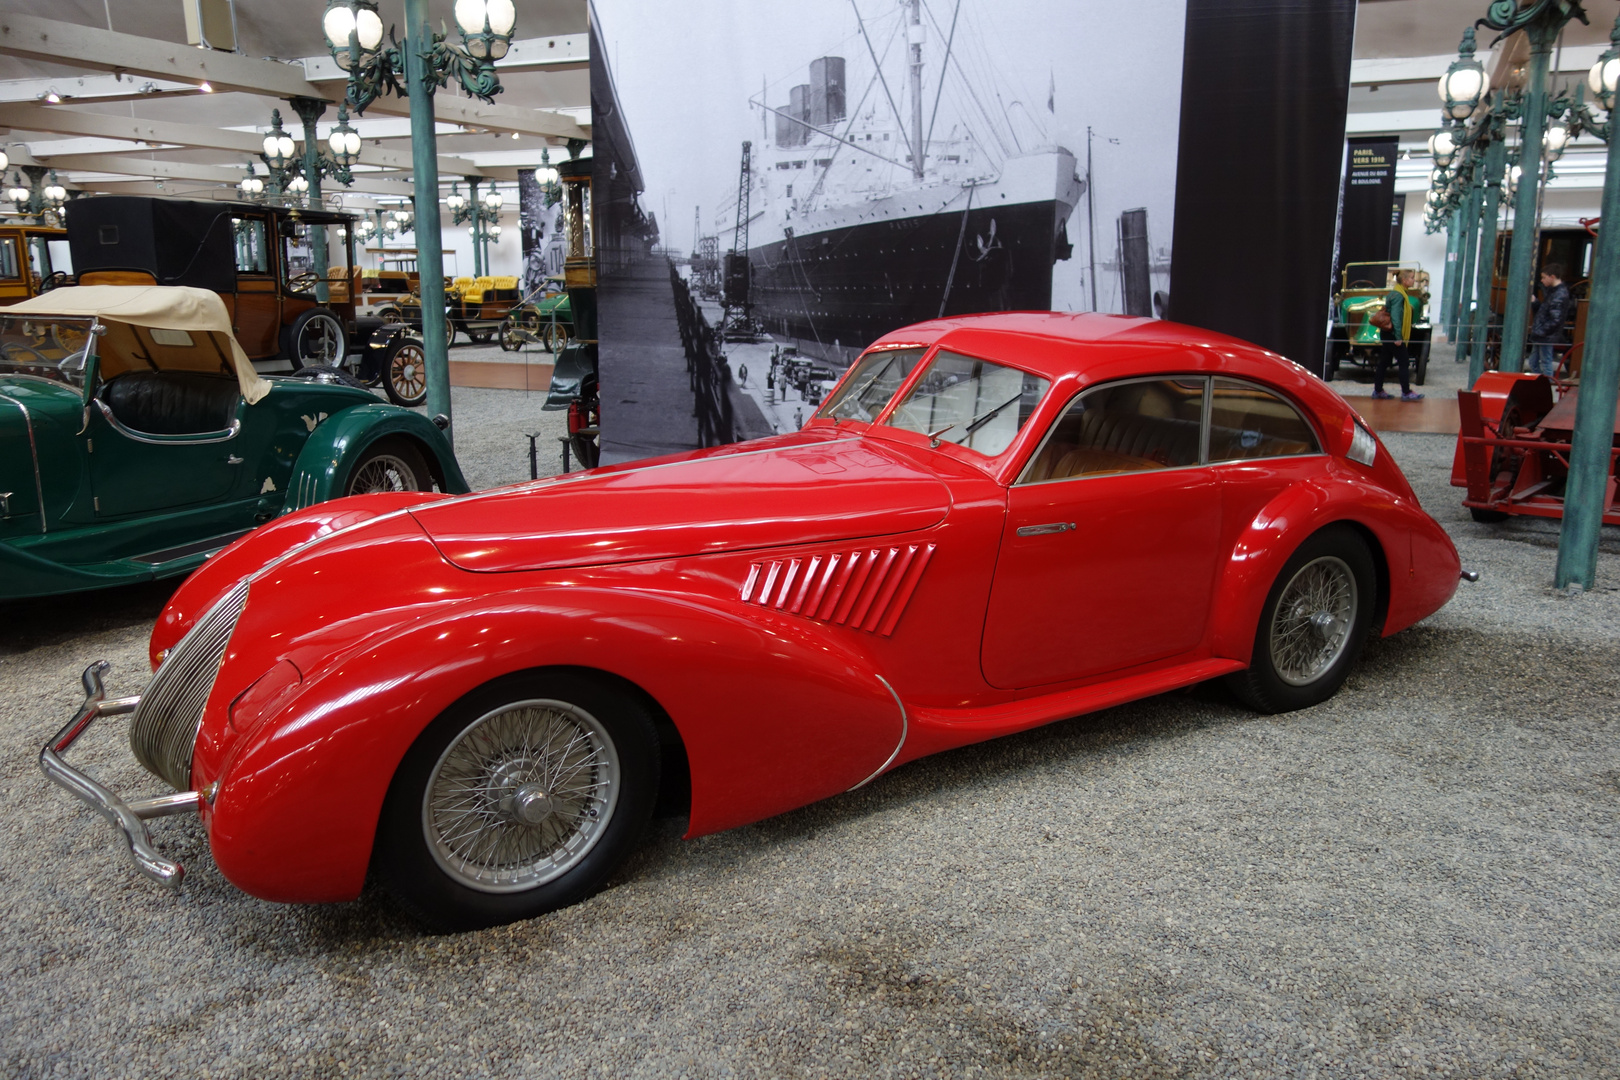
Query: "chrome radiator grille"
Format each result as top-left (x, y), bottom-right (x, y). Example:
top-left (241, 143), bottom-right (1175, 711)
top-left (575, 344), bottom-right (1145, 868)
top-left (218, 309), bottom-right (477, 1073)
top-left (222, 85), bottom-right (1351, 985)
top-left (130, 580), bottom-right (250, 791)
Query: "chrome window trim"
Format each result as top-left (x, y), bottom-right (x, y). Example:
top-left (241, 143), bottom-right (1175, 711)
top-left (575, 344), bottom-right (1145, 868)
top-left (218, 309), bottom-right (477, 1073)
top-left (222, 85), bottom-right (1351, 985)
top-left (93, 399), bottom-right (242, 446)
top-left (0, 390), bottom-right (47, 534)
top-left (1014, 374), bottom-right (1211, 487)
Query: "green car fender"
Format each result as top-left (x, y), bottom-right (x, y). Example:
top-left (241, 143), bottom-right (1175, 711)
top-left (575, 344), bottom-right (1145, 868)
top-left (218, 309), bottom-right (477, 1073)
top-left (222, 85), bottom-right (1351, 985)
top-left (284, 404), bottom-right (468, 512)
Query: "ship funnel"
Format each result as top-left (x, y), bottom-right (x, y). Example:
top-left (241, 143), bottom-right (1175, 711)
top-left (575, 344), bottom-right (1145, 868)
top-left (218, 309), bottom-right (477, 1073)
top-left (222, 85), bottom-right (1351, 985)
top-left (810, 57), bottom-right (845, 126)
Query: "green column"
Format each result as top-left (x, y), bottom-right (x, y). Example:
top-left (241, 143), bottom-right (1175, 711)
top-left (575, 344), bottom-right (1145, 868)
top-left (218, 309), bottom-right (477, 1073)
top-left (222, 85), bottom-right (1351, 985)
top-left (467, 177), bottom-right (483, 278)
top-left (1468, 133), bottom-right (1507, 388)
top-left (292, 97), bottom-right (330, 304)
top-left (1500, 27), bottom-right (1556, 373)
top-left (1454, 180), bottom-right (1482, 363)
top-left (1554, 115), bottom-right (1620, 588)
top-left (404, 0), bottom-right (452, 442)
top-left (1441, 215), bottom-right (1464, 342)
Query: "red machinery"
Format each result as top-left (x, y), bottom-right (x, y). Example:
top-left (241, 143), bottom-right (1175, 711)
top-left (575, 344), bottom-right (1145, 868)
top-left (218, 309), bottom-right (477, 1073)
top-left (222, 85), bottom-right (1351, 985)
top-left (1453, 371), bottom-right (1620, 523)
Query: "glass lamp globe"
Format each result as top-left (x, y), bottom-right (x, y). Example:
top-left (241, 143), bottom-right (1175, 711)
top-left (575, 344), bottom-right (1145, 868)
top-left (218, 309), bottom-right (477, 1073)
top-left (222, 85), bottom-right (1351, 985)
top-left (1588, 53), bottom-right (1620, 111)
top-left (43, 178), bottom-right (66, 207)
top-left (1428, 129), bottom-right (1456, 167)
top-left (468, 226), bottom-right (477, 236)
top-left (287, 175), bottom-right (309, 195)
top-left (0, 150), bottom-right (8, 174)
top-left (483, 188), bottom-right (504, 211)
top-left (446, 187), bottom-right (467, 212)
top-left (1438, 62), bottom-right (1488, 120)
top-left (1544, 121), bottom-right (1571, 160)
top-left (329, 127), bottom-right (361, 165)
top-left (7, 181), bottom-right (29, 206)
top-left (264, 133), bottom-right (295, 169)
top-left (324, 1), bottom-right (383, 70)
top-left (489, 224), bottom-right (502, 239)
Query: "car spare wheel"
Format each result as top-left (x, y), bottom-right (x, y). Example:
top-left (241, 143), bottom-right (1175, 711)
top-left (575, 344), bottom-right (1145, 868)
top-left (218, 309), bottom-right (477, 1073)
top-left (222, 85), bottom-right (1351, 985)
top-left (383, 336), bottom-right (429, 407)
top-left (374, 671), bottom-right (659, 931)
top-left (287, 308), bottom-right (348, 370)
top-left (1226, 524), bottom-right (1375, 714)
top-left (343, 437), bottom-right (432, 496)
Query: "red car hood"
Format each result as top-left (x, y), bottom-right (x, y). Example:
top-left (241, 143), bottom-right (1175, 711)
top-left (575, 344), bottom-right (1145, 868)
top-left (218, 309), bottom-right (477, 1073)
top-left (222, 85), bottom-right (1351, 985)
top-left (410, 433), bottom-right (953, 573)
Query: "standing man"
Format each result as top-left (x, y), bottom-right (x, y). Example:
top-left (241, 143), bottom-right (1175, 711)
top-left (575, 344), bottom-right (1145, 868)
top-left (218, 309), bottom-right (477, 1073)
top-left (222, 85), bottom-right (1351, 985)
top-left (1528, 262), bottom-right (1571, 379)
top-left (1373, 267), bottom-right (1424, 401)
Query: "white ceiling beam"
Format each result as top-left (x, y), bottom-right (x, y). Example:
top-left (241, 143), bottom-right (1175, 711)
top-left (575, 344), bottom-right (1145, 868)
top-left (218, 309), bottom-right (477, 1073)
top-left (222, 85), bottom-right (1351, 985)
top-left (0, 13), bottom-right (321, 98)
top-left (0, 103), bottom-right (519, 181)
top-left (0, 15), bottom-right (588, 143)
top-left (0, 73), bottom-right (201, 106)
top-left (1352, 44), bottom-right (1606, 86)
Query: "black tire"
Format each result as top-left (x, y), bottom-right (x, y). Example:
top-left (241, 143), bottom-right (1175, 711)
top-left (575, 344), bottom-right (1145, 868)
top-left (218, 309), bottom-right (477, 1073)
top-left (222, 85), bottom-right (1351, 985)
top-left (543, 322), bottom-right (571, 354)
top-left (374, 670), bottom-right (660, 932)
top-left (285, 308), bottom-right (348, 370)
top-left (1225, 524), bottom-right (1377, 714)
top-left (382, 336), bottom-right (429, 407)
top-left (343, 436), bottom-right (432, 495)
top-left (468, 328), bottom-right (495, 345)
top-left (498, 317), bottom-right (522, 352)
top-left (1469, 507), bottom-right (1510, 523)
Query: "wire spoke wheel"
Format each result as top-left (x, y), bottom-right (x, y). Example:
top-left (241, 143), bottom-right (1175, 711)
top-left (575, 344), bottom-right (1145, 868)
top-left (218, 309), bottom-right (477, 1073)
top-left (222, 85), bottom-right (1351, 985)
top-left (1267, 555), bottom-right (1357, 687)
top-left (422, 699), bottom-right (621, 894)
top-left (347, 451), bottom-right (422, 494)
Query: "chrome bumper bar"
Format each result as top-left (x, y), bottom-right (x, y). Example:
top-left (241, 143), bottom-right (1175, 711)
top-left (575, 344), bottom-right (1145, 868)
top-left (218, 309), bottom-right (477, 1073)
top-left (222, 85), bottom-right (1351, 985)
top-left (39, 661), bottom-right (199, 889)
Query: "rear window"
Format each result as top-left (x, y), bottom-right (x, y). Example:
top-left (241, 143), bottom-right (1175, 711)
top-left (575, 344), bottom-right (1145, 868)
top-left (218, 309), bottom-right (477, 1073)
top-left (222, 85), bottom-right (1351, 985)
top-left (884, 349), bottom-right (1048, 457)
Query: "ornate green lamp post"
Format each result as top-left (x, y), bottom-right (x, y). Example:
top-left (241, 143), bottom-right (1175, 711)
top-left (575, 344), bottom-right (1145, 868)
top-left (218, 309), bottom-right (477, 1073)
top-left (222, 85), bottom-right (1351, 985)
top-left (1553, 16), bottom-right (1620, 589)
top-left (1479, 0), bottom-right (1589, 372)
top-left (322, 0), bottom-right (516, 442)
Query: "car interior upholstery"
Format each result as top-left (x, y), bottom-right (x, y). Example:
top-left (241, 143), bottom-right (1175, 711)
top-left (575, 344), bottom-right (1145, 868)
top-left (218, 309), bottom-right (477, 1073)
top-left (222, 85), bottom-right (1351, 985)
top-left (98, 371), bottom-right (240, 435)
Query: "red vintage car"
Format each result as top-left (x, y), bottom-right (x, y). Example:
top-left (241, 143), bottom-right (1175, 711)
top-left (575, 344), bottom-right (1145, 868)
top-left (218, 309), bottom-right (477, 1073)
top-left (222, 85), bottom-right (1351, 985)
top-left (43, 312), bottom-right (1465, 931)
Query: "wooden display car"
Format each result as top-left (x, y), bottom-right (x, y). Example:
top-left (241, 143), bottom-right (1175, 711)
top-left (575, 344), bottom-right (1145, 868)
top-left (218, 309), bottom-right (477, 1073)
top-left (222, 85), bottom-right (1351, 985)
top-left (1325, 261), bottom-right (1431, 385)
top-left (42, 312), bottom-right (1463, 931)
top-left (0, 224), bottom-right (73, 305)
top-left (0, 285), bottom-right (465, 599)
top-left (63, 196), bottom-right (387, 369)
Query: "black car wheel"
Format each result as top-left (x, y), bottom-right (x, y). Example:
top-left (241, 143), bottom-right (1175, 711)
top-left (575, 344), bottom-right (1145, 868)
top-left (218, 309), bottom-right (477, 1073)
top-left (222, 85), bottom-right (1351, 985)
top-left (286, 309), bottom-right (348, 370)
top-left (374, 671), bottom-right (659, 931)
top-left (343, 437), bottom-right (431, 495)
top-left (1226, 525), bottom-right (1376, 714)
top-left (383, 337), bottom-right (429, 407)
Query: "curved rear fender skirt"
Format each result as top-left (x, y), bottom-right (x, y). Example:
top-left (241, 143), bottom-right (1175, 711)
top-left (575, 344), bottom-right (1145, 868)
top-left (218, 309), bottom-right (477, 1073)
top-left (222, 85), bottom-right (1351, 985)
top-left (151, 492), bottom-right (451, 668)
top-left (205, 589), bottom-right (902, 905)
top-left (284, 404), bottom-right (468, 514)
top-left (1207, 479), bottom-right (1456, 664)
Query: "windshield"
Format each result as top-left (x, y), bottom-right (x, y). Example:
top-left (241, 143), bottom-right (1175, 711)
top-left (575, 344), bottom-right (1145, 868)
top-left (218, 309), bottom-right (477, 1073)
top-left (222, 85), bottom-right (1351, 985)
top-left (816, 347), bottom-right (927, 422)
top-left (0, 314), bottom-right (93, 388)
top-left (885, 349), bottom-right (1049, 457)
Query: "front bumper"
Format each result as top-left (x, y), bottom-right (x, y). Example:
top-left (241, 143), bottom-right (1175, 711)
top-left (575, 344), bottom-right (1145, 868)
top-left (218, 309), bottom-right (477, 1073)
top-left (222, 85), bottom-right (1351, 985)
top-left (39, 661), bottom-right (200, 888)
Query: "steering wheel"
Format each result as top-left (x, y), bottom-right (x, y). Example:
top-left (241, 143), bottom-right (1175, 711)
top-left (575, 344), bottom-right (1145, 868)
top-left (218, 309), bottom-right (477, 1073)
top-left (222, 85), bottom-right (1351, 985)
top-left (1, 342), bottom-right (49, 364)
top-left (287, 271), bottom-right (321, 294)
top-left (39, 271), bottom-right (71, 292)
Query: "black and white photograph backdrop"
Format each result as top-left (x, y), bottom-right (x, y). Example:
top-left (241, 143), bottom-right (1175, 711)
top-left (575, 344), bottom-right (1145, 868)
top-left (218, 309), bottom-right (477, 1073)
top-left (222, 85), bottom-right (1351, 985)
top-left (591, 0), bottom-right (1189, 464)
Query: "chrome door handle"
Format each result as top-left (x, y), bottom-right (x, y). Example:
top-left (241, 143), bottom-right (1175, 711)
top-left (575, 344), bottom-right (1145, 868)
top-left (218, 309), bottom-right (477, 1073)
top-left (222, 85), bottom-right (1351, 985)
top-left (226, 455), bottom-right (244, 465)
top-left (1016, 521), bottom-right (1076, 537)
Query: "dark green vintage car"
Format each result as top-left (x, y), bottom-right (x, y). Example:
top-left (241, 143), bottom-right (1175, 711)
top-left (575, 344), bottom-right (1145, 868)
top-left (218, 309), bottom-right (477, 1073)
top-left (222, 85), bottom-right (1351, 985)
top-left (0, 285), bottom-right (466, 600)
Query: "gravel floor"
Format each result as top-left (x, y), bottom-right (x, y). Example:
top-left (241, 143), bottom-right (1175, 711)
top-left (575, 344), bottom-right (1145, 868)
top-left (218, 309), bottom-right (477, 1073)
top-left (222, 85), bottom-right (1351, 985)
top-left (2, 387), bottom-right (1618, 1078)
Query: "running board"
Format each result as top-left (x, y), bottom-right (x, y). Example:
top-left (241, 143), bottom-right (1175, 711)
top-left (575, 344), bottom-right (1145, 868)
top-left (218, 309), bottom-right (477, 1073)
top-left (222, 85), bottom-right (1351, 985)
top-left (130, 529), bottom-right (251, 566)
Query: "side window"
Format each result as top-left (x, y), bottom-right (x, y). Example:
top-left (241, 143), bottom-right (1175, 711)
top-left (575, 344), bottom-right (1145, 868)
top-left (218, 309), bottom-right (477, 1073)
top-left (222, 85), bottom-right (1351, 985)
top-left (1207, 377), bottom-right (1320, 462)
top-left (1020, 377), bottom-right (1205, 483)
top-left (233, 218), bottom-right (269, 273)
top-left (0, 238), bottom-right (20, 282)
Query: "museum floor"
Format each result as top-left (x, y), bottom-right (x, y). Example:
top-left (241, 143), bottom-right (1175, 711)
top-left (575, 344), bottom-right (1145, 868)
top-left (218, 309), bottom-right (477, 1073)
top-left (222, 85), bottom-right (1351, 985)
top-left (3, 351), bottom-right (1617, 1079)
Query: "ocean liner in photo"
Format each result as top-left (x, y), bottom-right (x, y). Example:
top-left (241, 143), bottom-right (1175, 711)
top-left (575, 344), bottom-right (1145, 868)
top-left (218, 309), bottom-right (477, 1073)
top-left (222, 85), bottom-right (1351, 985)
top-left (725, 0), bottom-right (1085, 358)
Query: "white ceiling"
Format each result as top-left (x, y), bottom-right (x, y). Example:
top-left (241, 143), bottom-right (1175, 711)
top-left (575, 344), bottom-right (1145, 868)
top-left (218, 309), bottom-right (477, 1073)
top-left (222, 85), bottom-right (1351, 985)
top-left (0, 0), bottom-right (590, 206)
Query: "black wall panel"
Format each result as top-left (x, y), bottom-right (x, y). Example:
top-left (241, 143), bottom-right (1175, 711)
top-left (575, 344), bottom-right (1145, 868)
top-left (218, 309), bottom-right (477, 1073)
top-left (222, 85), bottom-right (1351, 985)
top-left (1168, 0), bottom-right (1357, 376)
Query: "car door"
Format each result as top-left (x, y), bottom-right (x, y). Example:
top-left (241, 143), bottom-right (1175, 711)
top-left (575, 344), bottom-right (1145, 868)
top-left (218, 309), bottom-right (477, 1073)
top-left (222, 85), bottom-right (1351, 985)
top-left (229, 215), bottom-right (281, 358)
top-left (981, 376), bottom-right (1222, 689)
top-left (1204, 375), bottom-right (1327, 549)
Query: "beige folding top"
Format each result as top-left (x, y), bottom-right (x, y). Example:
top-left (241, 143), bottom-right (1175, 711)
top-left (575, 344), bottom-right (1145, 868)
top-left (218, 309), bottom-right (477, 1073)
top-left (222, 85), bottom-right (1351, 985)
top-left (7, 285), bottom-right (273, 404)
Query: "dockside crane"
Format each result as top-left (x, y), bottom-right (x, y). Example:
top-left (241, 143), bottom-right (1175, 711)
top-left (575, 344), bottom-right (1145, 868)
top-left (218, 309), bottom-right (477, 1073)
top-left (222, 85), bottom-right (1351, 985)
top-left (722, 141), bottom-right (761, 341)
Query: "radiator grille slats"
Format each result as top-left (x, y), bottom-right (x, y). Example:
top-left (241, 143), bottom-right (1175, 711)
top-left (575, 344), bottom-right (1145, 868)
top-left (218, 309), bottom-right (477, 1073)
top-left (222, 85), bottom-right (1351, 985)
top-left (741, 544), bottom-right (935, 636)
top-left (130, 579), bottom-right (250, 791)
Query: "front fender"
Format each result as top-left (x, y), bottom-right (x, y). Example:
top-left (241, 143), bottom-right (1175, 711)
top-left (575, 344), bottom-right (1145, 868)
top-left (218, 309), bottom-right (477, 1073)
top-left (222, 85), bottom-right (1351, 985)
top-left (1208, 476), bottom-right (1457, 664)
top-left (151, 491), bottom-right (451, 667)
top-left (285, 403), bottom-right (467, 512)
top-left (206, 585), bottom-right (904, 904)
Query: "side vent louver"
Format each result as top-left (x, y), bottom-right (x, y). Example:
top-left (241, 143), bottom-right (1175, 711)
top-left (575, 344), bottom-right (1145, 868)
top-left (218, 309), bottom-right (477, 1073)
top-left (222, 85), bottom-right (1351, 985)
top-left (741, 543), bottom-right (936, 636)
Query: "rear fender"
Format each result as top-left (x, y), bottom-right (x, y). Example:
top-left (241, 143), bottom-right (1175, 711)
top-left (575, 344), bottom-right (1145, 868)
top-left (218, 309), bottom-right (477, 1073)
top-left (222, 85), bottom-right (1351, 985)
top-left (284, 404), bottom-right (467, 512)
top-left (207, 588), bottom-right (903, 904)
top-left (1208, 479), bottom-right (1413, 664)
